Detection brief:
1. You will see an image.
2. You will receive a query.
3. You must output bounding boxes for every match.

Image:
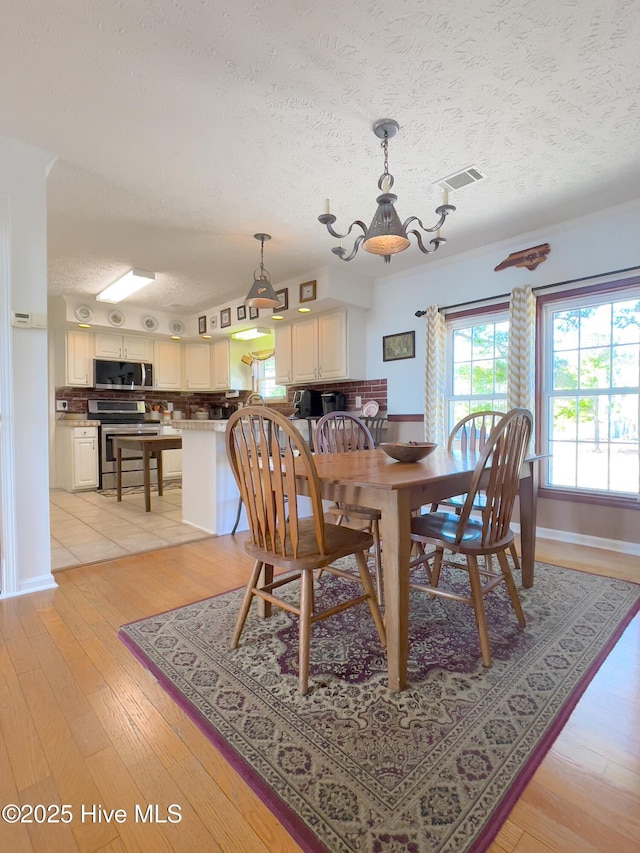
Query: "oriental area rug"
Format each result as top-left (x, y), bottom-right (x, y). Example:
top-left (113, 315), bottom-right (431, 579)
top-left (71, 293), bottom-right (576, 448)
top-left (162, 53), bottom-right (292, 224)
top-left (119, 561), bottom-right (639, 853)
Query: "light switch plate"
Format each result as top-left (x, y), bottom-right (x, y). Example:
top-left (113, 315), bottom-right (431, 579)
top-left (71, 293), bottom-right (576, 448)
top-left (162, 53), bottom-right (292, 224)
top-left (355, 395), bottom-right (362, 408)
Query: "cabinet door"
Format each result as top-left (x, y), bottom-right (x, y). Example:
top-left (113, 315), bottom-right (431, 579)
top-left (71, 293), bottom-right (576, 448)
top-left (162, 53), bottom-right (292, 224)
top-left (274, 324), bottom-right (293, 384)
top-left (211, 338), bottom-right (230, 390)
top-left (66, 331), bottom-right (93, 386)
top-left (292, 318), bottom-right (319, 383)
top-left (72, 437), bottom-right (98, 489)
top-left (94, 332), bottom-right (123, 358)
top-left (318, 310), bottom-right (347, 380)
top-left (154, 341), bottom-right (182, 389)
top-left (123, 335), bottom-right (153, 361)
top-left (184, 343), bottom-right (212, 390)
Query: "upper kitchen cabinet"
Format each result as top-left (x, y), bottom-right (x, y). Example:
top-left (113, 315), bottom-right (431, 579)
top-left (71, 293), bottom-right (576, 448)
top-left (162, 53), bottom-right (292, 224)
top-left (274, 323), bottom-right (293, 385)
top-left (183, 342), bottom-right (212, 390)
top-left (94, 332), bottom-right (153, 362)
top-left (211, 338), bottom-right (252, 391)
top-left (153, 340), bottom-right (182, 390)
top-left (278, 308), bottom-right (366, 385)
top-left (58, 329), bottom-right (93, 387)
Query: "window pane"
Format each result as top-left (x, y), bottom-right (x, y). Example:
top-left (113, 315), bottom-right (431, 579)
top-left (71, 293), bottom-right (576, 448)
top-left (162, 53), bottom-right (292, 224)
top-left (453, 329), bottom-right (471, 361)
top-left (471, 325), bottom-right (494, 359)
top-left (579, 347), bottom-right (610, 388)
top-left (553, 351), bottom-right (579, 390)
top-left (553, 310), bottom-right (580, 351)
top-left (611, 345), bottom-right (638, 388)
top-left (495, 322), bottom-right (509, 357)
top-left (579, 303), bottom-right (611, 348)
top-left (453, 363), bottom-right (471, 396)
top-left (610, 444), bottom-right (639, 492)
top-left (549, 439), bottom-right (576, 486)
top-left (551, 397), bottom-right (578, 441)
top-left (612, 299), bottom-right (640, 344)
top-left (471, 359), bottom-right (495, 395)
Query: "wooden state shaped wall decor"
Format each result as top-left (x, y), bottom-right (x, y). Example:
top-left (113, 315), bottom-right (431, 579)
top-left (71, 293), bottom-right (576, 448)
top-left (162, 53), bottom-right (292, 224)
top-left (494, 243), bottom-right (550, 272)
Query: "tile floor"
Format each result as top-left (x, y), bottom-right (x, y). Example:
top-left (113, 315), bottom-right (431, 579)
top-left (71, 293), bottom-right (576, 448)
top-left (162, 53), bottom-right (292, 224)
top-left (50, 485), bottom-right (212, 570)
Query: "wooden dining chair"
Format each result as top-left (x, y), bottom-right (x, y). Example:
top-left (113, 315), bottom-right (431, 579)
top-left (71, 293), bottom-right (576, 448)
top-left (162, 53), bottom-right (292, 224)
top-left (315, 412), bottom-right (384, 605)
top-left (409, 408), bottom-right (533, 667)
top-left (225, 407), bottom-right (386, 694)
top-left (430, 410), bottom-right (520, 570)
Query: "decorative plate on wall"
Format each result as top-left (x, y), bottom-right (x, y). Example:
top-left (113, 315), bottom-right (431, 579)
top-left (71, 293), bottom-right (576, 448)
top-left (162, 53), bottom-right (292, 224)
top-left (74, 304), bottom-right (93, 323)
top-left (108, 309), bottom-right (125, 327)
top-left (142, 315), bottom-right (158, 332)
top-left (169, 319), bottom-right (185, 335)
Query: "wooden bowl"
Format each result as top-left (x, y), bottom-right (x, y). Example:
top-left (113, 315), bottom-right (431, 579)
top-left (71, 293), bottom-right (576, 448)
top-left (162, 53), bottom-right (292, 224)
top-left (379, 442), bottom-right (437, 463)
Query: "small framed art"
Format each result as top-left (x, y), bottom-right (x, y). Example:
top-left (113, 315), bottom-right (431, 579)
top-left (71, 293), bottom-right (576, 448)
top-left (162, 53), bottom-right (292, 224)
top-left (210, 315), bottom-right (217, 330)
top-left (249, 306), bottom-right (259, 320)
top-left (299, 280), bottom-right (317, 303)
top-left (198, 315), bottom-right (207, 334)
top-left (273, 288), bottom-right (288, 313)
top-left (382, 330), bottom-right (415, 362)
top-left (237, 305), bottom-right (247, 321)
top-left (220, 308), bottom-right (231, 328)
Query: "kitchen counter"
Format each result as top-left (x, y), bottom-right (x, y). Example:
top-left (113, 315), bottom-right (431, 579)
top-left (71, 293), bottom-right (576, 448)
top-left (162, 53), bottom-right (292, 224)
top-left (172, 419), bottom-right (229, 431)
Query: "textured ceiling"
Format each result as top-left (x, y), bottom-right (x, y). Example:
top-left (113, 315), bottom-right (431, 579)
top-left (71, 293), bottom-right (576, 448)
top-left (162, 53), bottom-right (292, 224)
top-left (1, 0), bottom-right (639, 313)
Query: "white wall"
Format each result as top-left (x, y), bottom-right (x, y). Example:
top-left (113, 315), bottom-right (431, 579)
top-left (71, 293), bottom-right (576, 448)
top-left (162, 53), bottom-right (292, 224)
top-left (0, 134), bottom-right (57, 597)
top-left (366, 199), bottom-right (640, 414)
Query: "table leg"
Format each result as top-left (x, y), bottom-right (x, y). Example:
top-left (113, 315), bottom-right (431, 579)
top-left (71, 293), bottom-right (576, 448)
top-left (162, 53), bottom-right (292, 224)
top-left (378, 489), bottom-right (412, 692)
top-left (519, 460), bottom-right (539, 588)
top-left (116, 447), bottom-right (122, 501)
top-left (143, 447), bottom-right (151, 512)
top-left (157, 451), bottom-right (164, 497)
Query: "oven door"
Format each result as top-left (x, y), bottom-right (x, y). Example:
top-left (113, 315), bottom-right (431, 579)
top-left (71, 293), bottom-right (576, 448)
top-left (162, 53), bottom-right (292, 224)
top-left (100, 425), bottom-right (161, 489)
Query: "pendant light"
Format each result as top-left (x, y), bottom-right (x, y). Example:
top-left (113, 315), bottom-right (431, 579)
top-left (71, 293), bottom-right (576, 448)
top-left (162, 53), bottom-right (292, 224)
top-left (244, 233), bottom-right (279, 309)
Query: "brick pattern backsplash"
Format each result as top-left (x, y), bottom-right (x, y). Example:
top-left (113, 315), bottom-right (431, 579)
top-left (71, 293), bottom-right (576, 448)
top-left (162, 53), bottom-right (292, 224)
top-left (55, 378), bottom-right (387, 417)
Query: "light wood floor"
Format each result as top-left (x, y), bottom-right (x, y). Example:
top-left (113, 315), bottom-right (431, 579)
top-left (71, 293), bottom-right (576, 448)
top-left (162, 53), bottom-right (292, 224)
top-left (0, 536), bottom-right (637, 852)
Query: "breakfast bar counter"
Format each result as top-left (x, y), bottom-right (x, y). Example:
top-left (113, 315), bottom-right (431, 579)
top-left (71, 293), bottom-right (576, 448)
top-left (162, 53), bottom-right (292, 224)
top-left (177, 419), bottom-right (247, 535)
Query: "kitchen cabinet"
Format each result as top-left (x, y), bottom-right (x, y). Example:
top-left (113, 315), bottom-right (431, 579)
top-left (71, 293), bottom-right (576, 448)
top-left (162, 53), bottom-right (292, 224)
top-left (211, 338), bottom-right (252, 391)
top-left (64, 330), bottom-right (93, 386)
top-left (55, 425), bottom-right (98, 491)
top-left (278, 308), bottom-right (365, 385)
top-left (184, 343), bottom-right (212, 390)
top-left (94, 332), bottom-right (153, 361)
top-left (274, 323), bottom-right (293, 385)
top-left (160, 425), bottom-right (182, 479)
top-left (153, 340), bottom-right (182, 390)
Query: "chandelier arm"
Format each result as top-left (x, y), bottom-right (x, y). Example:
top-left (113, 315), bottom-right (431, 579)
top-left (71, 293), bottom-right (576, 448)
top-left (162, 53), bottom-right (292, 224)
top-left (319, 217), bottom-right (368, 241)
top-left (331, 234), bottom-right (366, 262)
top-left (407, 229), bottom-right (446, 255)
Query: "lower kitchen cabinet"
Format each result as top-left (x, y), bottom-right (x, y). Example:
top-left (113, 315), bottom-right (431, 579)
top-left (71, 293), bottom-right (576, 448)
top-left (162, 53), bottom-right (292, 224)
top-left (55, 425), bottom-right (99, 491)
top-left (160, 425), bottom-right (182, 479)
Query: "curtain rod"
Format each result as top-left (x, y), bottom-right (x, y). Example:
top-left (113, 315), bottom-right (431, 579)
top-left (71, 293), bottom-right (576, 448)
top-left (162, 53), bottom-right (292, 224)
top-left (414, 264), bottom-right (640, 317)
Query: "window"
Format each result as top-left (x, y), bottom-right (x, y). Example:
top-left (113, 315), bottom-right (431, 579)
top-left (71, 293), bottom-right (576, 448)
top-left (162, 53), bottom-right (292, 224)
top-left (446, 311), bottom-right (509, 434)
top-left (540, 287), bottom-right (640, 499)
top-left (254, 355), bottom-right (286, 401)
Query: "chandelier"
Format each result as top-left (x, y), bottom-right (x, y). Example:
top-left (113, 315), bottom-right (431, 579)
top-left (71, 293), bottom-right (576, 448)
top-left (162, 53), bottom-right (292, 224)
top-left (244, 233), bottom-right (280, 309)
top-left (318, 119), bottom-right (456, 263)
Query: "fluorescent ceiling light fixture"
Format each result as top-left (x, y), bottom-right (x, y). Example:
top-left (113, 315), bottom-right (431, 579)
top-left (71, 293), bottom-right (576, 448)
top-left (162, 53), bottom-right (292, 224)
top-left (96, 269), bottom-right (155, 303)
top-left (231, 327), bottom-right (271, 341)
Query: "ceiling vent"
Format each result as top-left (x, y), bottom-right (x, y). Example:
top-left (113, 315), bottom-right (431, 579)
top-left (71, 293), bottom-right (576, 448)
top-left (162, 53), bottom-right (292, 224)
top-left (436, 166), bottom-right (487, 193)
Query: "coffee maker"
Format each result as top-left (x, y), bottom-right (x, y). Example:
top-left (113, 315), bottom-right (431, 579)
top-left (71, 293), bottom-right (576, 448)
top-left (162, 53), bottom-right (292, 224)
top-left (321, 392), bottom-right (346, 414)
top-left (292, 389), bottom-right (323, 418)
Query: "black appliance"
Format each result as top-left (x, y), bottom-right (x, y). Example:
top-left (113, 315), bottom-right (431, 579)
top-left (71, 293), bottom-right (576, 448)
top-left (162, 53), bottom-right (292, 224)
top-left (93, 359), bottom-right (153, 391)
top-left (293, 389), bottom-right (323, 418)
top-left (321, 392), bottom-right (346, 414)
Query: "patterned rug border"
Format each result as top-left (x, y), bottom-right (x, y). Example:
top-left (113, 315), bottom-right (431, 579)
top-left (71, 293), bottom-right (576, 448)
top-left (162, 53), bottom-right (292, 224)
top-left (119, 563), bottom-right (640, 853)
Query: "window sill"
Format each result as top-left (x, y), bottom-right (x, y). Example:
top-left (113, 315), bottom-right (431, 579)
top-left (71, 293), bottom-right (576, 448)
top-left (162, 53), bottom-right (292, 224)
top-left (538, 487), bottom-right (640, 510)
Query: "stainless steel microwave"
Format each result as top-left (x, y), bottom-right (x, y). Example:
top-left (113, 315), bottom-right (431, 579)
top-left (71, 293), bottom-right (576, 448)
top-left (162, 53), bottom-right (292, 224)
top-left (93, 359), bottom-right (153, 391)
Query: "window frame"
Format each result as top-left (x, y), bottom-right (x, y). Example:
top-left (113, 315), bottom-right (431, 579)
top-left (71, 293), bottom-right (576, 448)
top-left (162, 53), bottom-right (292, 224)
top-left (536, 278), bottom-right (640, 509)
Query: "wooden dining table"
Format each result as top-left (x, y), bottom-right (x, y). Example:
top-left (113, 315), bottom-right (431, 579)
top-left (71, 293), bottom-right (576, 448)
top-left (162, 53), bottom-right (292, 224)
top-left (298, 446), bottom-right (541, 693)
top-left (114, 434), bottom-right (182, 512)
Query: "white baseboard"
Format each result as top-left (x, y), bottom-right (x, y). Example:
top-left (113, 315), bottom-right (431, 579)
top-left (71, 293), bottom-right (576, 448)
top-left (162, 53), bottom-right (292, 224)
top-left (0, 573), bottom-right (58, 600)
top-left (510, 522), bottom-right (640, 557)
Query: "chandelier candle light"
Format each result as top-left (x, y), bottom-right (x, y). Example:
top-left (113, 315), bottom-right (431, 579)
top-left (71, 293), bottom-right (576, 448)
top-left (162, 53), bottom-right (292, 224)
top-left (244, 233), bottom-right (280, 309)
top-left (318, 120), bottom-right (456, 263)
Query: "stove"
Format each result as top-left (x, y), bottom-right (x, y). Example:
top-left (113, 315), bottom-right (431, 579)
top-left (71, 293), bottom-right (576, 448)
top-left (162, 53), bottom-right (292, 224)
top-left (88, 400), bottom-right (161, 489)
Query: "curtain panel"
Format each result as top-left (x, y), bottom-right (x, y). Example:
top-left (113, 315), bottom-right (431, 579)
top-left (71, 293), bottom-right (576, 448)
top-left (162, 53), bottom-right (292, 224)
top-left (423, 306), bottom-right (446, 446)
top-left (507, 285), bottom-right (536, 418)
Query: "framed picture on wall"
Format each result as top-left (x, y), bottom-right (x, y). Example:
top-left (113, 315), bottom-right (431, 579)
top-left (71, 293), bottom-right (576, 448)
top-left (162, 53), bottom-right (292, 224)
top-left (382, 330), bottom-right (415, 362)
top-left (210, 315), bottom-right (217, 329)
top-left (299, 280), bottom-right (317, 303)
top-left (237, 305), bottom-right (247, 321)
top-left (249, 306), bottom-right (259, 320)
top-left (273, 288), bottom-right (288, 313)
top-left (220, 308), bottom-right (231, 328)
top-left (198, 315), bottom-right (207, 334)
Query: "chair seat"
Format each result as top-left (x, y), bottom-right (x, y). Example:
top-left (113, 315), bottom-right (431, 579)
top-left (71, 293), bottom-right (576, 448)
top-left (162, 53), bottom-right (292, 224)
top-left (411, 510), bottom-right (515, 554)
top-left (245, 516), bottom-right (374, 571)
